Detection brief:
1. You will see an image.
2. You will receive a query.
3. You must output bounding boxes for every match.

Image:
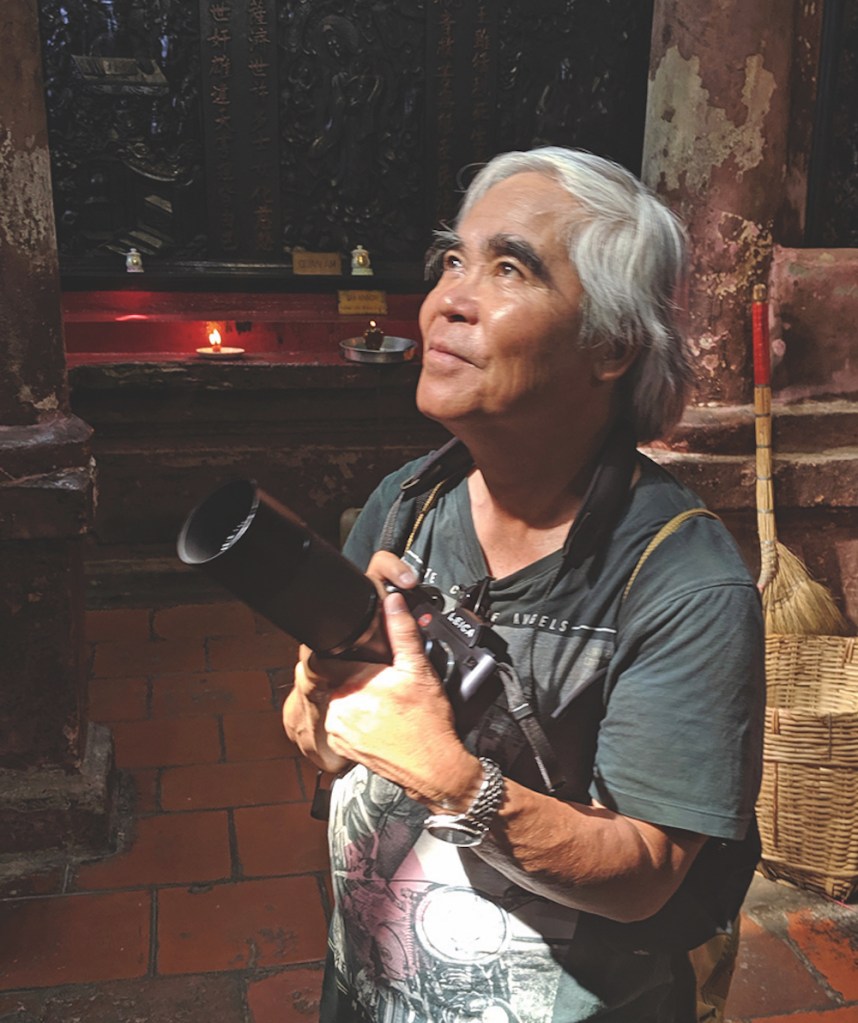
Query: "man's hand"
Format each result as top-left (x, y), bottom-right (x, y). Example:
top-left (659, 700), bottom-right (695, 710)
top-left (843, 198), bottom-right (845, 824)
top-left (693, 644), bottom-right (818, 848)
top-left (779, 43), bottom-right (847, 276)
top-left (283, 550), bottom-right (482, 808)
top-left (282, 550), bottom-right (418, 772)
top-left (324, 590), bottom-right (482, 810)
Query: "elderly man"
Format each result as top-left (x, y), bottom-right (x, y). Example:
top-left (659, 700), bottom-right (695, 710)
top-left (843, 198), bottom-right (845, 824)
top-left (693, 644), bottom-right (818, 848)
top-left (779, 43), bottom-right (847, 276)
top-left (283, 147), bottom-right (764, 1023)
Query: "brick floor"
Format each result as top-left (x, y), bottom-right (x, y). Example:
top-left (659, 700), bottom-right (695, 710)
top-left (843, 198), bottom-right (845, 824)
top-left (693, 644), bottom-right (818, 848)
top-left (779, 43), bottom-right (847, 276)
top-left (75, 811), bottom-right (233, 889)
top-left (0, 890), bottom-right (151, 988)
top-left (786, 910), bottom-right (858, 1002)
top-left (0, 598), bottom-right (855, 1023)
top-left (725, 915), bottom-right (835, 1018)
top-left (156, 875), bottom-right (329, 976)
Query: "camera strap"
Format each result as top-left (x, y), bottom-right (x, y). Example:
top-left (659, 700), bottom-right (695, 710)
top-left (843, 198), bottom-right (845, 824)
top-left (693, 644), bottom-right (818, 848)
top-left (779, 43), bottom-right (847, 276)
top-left (496, 663), bottom-right (566, 793)
top-left (562, 421), bottom-right (639, 568)
top-left (379, 435), bottom-right (473, 553)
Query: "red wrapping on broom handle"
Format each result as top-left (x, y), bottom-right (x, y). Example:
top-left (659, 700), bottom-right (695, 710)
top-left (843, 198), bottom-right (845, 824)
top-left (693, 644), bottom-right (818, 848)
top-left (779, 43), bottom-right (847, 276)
top-left (752, 283), bottom-right (771, 386)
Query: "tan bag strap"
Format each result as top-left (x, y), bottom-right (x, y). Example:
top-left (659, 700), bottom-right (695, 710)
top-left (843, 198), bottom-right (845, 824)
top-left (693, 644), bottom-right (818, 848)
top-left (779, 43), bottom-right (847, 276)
top-left (622, 508), bottom-right (719, 604)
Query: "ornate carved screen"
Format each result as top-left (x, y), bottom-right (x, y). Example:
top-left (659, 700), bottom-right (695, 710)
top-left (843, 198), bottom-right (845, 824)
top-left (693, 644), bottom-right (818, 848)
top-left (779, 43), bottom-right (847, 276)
top-left (38, 0), bottom-right (654, 275)
top-left (806, 0), bottom-right (858, 246)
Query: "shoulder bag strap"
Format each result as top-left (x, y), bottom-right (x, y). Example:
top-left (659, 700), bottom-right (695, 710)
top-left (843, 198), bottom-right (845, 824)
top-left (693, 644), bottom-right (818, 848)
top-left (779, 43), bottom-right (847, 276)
top-left (622, 508), bottom-right (720, 605)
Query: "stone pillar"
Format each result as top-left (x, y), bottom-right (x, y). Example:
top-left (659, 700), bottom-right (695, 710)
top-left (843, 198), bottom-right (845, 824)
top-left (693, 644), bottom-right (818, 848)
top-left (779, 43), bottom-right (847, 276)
top-left (642, 0), bottom-right (802, 405)
top-left (0, 0), bottom-right (116, 864)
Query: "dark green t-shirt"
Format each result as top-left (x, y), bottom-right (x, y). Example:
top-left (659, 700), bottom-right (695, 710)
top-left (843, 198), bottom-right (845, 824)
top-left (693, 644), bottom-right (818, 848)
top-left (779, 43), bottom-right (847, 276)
top-left (323, 451), bottom-right (764, 1023)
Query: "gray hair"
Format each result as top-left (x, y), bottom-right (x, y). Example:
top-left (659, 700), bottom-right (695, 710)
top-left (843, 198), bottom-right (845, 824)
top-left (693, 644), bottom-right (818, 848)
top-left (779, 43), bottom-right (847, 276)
top-left (452, 147), bottom-right (694, 442)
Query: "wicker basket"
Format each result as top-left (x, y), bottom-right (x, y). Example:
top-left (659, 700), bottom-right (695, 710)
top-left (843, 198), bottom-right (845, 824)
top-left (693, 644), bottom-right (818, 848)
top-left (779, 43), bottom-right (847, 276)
top-left (757, 634), bottom-right (858, 901)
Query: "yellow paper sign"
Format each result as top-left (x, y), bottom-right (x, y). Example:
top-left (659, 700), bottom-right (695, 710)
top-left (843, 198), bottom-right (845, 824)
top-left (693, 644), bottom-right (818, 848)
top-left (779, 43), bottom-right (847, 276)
top-left (337, 290), bottom-right (389, 316)
top-left (293, 251), bottom-right (343, 276)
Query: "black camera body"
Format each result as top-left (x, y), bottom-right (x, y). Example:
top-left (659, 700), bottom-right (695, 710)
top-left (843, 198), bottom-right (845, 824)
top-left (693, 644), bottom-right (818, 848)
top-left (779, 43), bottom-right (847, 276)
top-left (394, 584), bottom-right (506, 731)
top-left (176, 480), bottom-right (506, 733)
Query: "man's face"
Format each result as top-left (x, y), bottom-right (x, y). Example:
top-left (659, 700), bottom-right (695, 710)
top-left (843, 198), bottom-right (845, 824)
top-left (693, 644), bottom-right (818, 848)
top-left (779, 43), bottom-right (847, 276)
top-left (417, 172), bottom-right (598, 433)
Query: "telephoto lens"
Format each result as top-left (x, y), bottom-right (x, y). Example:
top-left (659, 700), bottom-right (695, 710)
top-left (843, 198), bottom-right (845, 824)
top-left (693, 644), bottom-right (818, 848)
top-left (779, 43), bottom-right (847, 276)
top-left (176, 480), bottom-right (390, 662)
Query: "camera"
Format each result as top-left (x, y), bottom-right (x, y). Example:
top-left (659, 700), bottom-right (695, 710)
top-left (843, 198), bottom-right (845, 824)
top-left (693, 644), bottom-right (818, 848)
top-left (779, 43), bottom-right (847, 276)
top-left (176, 480), bottom-right (506, 734)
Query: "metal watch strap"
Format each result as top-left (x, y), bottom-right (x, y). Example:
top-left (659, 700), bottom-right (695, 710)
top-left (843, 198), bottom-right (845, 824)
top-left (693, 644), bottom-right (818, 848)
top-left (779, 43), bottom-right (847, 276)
top-left (423, 757), bottom-right (505, 846)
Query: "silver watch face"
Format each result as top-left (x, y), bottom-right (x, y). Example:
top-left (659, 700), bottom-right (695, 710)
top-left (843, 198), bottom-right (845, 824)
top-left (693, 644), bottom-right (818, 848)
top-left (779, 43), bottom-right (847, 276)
top-left (425, 817), bottom-right (484, 846)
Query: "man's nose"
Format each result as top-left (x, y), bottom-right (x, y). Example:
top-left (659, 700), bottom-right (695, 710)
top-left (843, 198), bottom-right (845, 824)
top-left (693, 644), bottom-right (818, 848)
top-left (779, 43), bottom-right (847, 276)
top-left (436, 275), bottom-right (479, 323)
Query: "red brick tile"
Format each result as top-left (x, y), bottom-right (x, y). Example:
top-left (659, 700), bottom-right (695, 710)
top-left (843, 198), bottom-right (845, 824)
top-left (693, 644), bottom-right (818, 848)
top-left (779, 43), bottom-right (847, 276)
top-left (129, 768), bottom-right (161, 814)
top-left (787, 909), bottom-right (858, 1001)
top-left (735, 1010), bottom-right (858, 1023)
top-left (151, 670), bottom-right (274, 718)
top-left (235, 803), bottom-right (329, 877)
top-left (93, 638), bottom-right (206, 678)
top-left (207, 632), bottom-right (299, 673)
top-left (89, 676), bottom-right (149, 722)
top-left (253, 611), bottom-right (280, 634)
top-left (247, 966), bottom-right (324, 1022)
top-left (0, 891), bottom-right (150, 989)
top-left (726, 916), bottom-right (836, 1020)
top-left (157, 877), bottom-right (328, 974)
top-left (223, 710), bottom-right (299, 761)
top-left (86, 607), bottom-right (151, 644)
top-left (154, 602), bottom-right (257, 640)
top-left (111, 715), bottom-right (222, 769)
top-left (161, 758), bottom-right (304, 811)
top-left (0, 974), bottom-right (248, 1023)
top-left (76, 812), bottom-right (231, 889)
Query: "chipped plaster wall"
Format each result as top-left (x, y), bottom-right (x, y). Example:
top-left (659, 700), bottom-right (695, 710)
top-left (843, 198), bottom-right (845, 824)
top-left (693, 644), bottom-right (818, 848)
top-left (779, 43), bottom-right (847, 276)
top-left (644, 50), bottom-right (776, 197)
top-left (644, 0), bottom-right (799, 405)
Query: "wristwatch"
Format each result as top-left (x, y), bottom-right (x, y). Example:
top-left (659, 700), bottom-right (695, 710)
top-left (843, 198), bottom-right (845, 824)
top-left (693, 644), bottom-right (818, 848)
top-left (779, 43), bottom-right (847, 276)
top-left (423, 757), bottom-right (505, 846)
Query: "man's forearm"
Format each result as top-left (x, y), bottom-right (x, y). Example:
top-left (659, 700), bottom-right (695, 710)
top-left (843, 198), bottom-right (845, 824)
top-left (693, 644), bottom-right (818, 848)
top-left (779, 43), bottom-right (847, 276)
top-left (472, 776), bottom-right (706, 923)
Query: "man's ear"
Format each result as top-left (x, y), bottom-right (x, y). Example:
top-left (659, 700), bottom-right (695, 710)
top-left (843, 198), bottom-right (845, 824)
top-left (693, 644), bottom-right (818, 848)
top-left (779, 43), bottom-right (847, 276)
top-left (593, 346), bottom-right (638, 382)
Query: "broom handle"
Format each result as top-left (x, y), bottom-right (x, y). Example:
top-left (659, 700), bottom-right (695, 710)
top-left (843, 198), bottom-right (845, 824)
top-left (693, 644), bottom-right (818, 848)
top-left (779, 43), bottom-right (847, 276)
top-left (753, 283), bottom-right (778, 591)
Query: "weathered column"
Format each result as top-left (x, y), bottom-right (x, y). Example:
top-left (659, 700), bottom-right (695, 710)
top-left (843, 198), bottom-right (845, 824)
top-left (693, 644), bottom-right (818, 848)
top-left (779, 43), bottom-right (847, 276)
top-left (0, 0), bottom-right (116, 863)
top-left (642, 0), bottom-right (801, 404)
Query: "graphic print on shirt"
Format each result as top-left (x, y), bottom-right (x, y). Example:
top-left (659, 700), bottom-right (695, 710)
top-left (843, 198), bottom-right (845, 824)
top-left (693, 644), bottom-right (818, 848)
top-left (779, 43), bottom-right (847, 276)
top-left (327, 764), bottom-right (584, 1023)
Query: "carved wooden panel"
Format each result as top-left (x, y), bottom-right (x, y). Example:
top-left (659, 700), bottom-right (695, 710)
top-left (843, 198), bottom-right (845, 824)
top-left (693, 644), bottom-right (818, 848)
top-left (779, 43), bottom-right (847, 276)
top-left (38, 0), bottom-right (206, 261)
top-left (496, 0), bottom-right (654, 173)
top-left (39, 0), bottom-right (654, 274)
top-left (807, 0), bottom-right (858, 246)
top-left (199, 0), bottom-right (281, 257)
top-left (277, 0), bottom-right (427, 261)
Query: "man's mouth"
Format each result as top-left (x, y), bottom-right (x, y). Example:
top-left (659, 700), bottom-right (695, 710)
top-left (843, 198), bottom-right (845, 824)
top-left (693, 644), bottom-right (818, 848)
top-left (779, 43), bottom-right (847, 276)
top-left (425, 339), bottom-right (472, 365)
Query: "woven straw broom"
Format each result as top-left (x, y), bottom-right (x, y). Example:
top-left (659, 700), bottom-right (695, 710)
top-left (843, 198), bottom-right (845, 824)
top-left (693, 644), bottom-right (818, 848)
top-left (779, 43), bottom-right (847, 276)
top-left (752, 284), bottom-right (849, 636)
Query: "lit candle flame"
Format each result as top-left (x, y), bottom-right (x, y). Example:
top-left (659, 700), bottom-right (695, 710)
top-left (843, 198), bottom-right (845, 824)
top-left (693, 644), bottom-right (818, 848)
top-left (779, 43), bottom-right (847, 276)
top-left (209, 328), bottom-right (222, 352)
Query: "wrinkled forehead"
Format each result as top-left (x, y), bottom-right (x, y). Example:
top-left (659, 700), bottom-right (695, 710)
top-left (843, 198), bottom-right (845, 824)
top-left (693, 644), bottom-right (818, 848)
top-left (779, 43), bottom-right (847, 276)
top-left (455, 172), bottom-right (583, 267)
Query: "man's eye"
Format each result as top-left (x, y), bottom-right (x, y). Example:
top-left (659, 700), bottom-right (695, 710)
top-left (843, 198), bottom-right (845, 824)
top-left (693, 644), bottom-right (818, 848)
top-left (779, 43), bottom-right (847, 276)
top-left (424, 247), bottom-right (459, 281)
top-left (497, 260), bottom-right (522, 278)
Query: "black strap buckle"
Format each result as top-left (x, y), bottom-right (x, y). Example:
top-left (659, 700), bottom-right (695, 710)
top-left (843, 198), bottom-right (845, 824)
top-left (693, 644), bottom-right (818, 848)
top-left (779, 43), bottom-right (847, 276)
top-left (310, 770), bottom-right (333, 821)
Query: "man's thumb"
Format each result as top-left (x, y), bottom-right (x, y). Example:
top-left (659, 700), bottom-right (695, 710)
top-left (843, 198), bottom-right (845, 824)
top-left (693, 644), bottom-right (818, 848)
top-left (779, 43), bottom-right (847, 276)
top-left (383, 590), bottom-right (429, 665)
